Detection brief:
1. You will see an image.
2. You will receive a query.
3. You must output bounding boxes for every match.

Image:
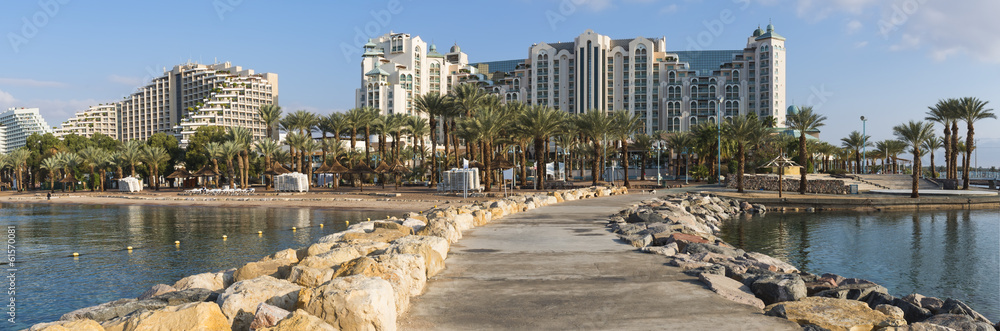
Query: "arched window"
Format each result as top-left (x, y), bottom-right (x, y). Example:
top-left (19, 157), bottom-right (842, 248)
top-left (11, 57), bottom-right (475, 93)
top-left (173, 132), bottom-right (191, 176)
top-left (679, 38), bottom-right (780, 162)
top-left (668, 71), bottom-right (676, 82)
top-left (691, 86), bottom-right (698, 95)
top-left (691, 78), bottom-right (698, 85)
top-left (690, 116), bottom-right (698, 126)
top-left (732, 70), bottom-right (739, 79)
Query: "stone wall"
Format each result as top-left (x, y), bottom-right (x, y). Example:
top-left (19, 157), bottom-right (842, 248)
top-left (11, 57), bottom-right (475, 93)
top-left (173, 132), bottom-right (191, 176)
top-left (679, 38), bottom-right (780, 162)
top-left (727, 175), bottom-right (848, 195)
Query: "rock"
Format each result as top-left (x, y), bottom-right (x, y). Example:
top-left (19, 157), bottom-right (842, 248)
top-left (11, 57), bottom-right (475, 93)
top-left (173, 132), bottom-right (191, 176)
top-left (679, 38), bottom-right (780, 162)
top-left (903, 294), bottom-right (944, 313)
top-left (618, 233), bottom-right (652, 247)
top-left (373, 253), bottom-right (427, 314)
top-left (880, 322), bottom-right (961, 330)
top-left (683, 264), bottom-right (727, 277)
top-left (60, 298), bottom-right (167, 323)
top-left (149, 288), bottom-right (216, 306)
top-left (763, 297), bottom-right (896, 330)
top-left (891, 298), bottom-right (934, 324)
top-left (627, 211), bottom-right (665, 224)
top-left (287, 265), bottom-right (335, 288)
top-left (698, 273), bottom-right (765, 310)
top-left (297, 275), bottom-right (396, 331)
top-left (136, 284), bottom-right (176, 300)
top-left (118, 302), bottom-right (230, 331)
top-left (233, 260), bottom-right (293, 282)
top-left (262, 248), bottom-right (301, 264)
top-left (864, 291), bottom-right (896, 309)
top-left (217, 276), bottom-right (302, 322)
top-left (258, 309), bottom-right (337, 331)
top-left (805, 278), bottom-right (839, 296)
top-left (298, 241), bottom-right (388, 270)
top-left (743, 252), bottom-right (799, 273)
top-left (341, 226), bottom-right (412, 243)
top-left (684, 242), bottom-right (745, 258)
top-left (820, 273), bottom-right (846, 286)
top-left (28, 319), bottom-right (105, 331)
top-left (401, 218), bottom-right (426, 233)
top-left (840, 277), bottom-right (876, 286)
top-left (387, 235), bottom-right (449, 277)
top-left (639, 243), bottom-right (678, 257)
top-left (173, 269), bottom-right (235, 291)
top-left (876, 304), bottom-right (908, 327)
top-left (665, 232), bottom-right (710, 252)
top-left (417, 217), bottom-right (463, 243)
top-left (750, 273), bottom-right (807, 305)
top-left (815, 283), bottom-right (889, 301)
top-left (938, 298), bottom-right (993, 325)
top-left (923, 314), bottom-right (994, 331)
top-left (249, 303), bottom-right (292, 330)
top-left (332, 256), bottom-right (386, 279)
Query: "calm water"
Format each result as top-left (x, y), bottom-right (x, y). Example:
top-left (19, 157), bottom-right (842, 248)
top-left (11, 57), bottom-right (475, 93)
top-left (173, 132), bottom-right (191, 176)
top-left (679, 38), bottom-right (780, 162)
top-left (719, 208), bottom-right (1000, 322)
top-left (2, 202), bottom-right (403, 329)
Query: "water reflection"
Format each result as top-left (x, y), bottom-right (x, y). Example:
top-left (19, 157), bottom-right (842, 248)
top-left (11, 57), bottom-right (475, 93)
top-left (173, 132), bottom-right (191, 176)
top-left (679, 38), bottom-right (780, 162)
top-left (719, 208), bottom-right (999, 322)
top-left (2, 203), bottom-right (403, 329)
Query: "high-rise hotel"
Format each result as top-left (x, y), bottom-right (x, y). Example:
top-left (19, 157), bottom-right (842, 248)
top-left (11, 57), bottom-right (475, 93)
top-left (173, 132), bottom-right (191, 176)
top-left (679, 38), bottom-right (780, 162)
top-left (56, 62), bottom-right (278, 145)
top-left (357, 24), bottom-right (787, 133)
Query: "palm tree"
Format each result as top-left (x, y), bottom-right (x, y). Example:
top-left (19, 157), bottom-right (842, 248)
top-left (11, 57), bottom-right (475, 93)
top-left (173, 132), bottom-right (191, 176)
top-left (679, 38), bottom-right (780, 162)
top-left (254, 138), bottom-right (281, 190)
top-left (666, 132), bottom-right (694, 179)
top-left (40, 156), bottom-right (62, 193)
top-left (922, 136), bottom-right (943, 179)
top-left (258, 104), bottom-right (283, 140)
top-left (284, 132), bottom-right (307, 172)
top-left (408, 116), bottom-right (430, 174)
top-left (10, 149), bottom-right (30, 191)
top-left (925, 99), bottom-right (958, 179)
top-left (118, 140), bottom-right (144, 177)
top-left (300, 138), bottom-right (320, 187)
top-left (610, 111), bottom-right (642, 188)
top-left (840, 131), bottom-right (871, 174)
top-left (344, 108), bottom-right (366, 158)
top-left (886, 140), bottom-right (908, 174)
top-left (205, 142), bottom-right (224, 187)
top-left (78, 146), bottom-right (110, 191)
top-left (516, 105), bottom-right (565, 190)
top-left (892, 120), bottom-right (934, 198)
top-left (141, 146), bottom-right (170, 191)
top-left (786, 106), bottom-right (827, 194)
top-left (632, 134), bottom-right (653, 181)
top-left (725, 114), bottom-right (771, 193)
top-left (956, 97), bottom-right (996, 189)
top-left (414, 93), bottom-right (456, 185)
top-left (575, 109), bottom-right (613, 186)
top-left (228, 127), bottom-right (253, 188)
top-left (220, 141), bottom-right (241, 188)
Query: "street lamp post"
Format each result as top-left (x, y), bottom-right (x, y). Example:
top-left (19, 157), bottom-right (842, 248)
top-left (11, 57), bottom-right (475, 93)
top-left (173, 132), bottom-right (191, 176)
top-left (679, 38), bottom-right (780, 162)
top-left (656, 142), bottom-right (662, 187)
top-left (717, 96), bottom-right (724, 186)
top-left (860, 116), bottom-right (867, 174)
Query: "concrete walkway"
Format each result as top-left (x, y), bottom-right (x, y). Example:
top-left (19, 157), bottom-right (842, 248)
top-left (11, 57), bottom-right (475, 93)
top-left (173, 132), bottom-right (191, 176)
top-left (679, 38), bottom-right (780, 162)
top-left (399, 194), bottom-right (799, 330)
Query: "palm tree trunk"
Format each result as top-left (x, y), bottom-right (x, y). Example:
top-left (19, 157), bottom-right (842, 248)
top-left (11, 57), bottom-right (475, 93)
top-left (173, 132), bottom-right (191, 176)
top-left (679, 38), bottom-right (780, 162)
top-left (950, 121), bottom-right (959, 179)
top-left (591, 142), bottom-right (601, 186)
top-left (798, 134), bottom-right (807, 194)
top-left (430, 118), bottom-right (438, 186)
top-left (442, 119), bottom-right (450, 170)
top-left (737, 143), bottom-right (746, 193)
top-left (929, 150), bottom-right (936, 178)
top-left (519, 142), bottom-right (528, 187)
top-left (912, 150), bottom-right (921, 198)
top-left (622, 141), bottom-right (631, 188)
top-left (963, 124), bottom-right (974, 190)
top-left (535, 138), bottom-right (545, 190)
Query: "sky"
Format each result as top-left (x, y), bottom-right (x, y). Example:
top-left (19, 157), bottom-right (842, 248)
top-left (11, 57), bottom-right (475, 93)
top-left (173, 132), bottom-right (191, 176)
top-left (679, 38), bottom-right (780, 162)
top-left (1, 0), bottom-right (998, 168)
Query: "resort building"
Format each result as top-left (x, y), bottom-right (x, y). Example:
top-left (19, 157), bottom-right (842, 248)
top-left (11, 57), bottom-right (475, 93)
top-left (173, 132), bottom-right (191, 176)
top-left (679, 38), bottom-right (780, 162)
top-left (54, 104), bottom-right (118, 138)
top-left (356, 24), bottom-right (788, 134)
top-left (0, 107), bottom-right (53, 153)
top-left (116, 61), bottom-right (279, 145)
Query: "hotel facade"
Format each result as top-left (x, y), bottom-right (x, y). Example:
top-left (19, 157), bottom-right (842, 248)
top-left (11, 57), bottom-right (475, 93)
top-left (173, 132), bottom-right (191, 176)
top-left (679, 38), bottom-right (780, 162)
top-left (0, 107), bottom-right (53, 153)
top-left (357, 24), bottom-right (787, 134)
top-left (54, 104), bottom-right (118, 139)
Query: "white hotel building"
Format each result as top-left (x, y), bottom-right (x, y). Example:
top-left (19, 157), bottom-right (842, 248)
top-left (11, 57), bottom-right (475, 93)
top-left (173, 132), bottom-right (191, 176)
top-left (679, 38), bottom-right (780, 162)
top-left (54, 104), bottom-right (118, 138)
top-left (0, 107), bottom-right (53, 153)
top-left (113, 62), bottom-right (278, 144)
top-left (357, 24), bottom-right (788, 133)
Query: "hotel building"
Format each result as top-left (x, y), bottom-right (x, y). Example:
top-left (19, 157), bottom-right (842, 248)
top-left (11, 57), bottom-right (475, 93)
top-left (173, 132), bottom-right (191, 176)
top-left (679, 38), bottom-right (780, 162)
top-left (357, 24), bottom-right (787, 134)
top-left (54, 104), bottom-right (118, 138)
top-left (115, 62), bottom-right (278, 144)
top-left (0, 107), bottom-right (53, 153)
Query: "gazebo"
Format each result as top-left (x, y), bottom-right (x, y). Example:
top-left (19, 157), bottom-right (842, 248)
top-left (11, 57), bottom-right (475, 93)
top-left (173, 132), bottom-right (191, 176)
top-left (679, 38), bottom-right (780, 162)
top-left (166, 168), bottom-right (192, 188)
top-left (193, 164), bottom-right (221, 187)
top-left (349, 162), bottom-right (375, 192)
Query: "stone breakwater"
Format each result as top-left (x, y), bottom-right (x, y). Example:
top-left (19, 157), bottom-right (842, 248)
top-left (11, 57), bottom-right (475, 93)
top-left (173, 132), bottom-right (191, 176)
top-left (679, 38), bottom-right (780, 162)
top-left (727, 175), bottom-right (850, 194)
top-left (26, 186), bottom-right (628, 331)
top-left (609, 193), bottom-right (998, 331)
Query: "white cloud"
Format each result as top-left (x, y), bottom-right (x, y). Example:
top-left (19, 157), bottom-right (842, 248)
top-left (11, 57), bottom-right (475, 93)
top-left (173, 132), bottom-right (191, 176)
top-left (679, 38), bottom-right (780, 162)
top-left (108, 74), bottom-right (144, 86)
top-left (855, 41), bottom-right (869, 48)
top-left (0, 90), bottom-right (98, 125)
top-left (845, 19), bottom-right (863, 34)
top-left (0, 89), bottom-right (17, 106)
top-left (659, 4), bottom-right (679, 14)
top-left (889, 33), bottom-right (920, 51)
top-left (0, 78), bottom-right (67, 88)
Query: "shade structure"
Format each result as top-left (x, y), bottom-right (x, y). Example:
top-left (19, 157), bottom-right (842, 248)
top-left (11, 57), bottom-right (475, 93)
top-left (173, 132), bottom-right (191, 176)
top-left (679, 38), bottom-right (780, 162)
top-left (314, 163), bottom-right (334, 174)
top-left (489, 157), bottom-right (514, 169)
top-left (58, 174), bottom-right (76, 183)
top-left (373, 160), bottom-right (391, 174)
top-left (349, 161), bottom-right (375, 174)
top-left (327, 158), bottom-right (349, 173)
top-left (166, 168), bottom-right (192, 179)
top-left (389, 159), bottom-right (409, 173)
top-left (270, 162), bottom-right (292, 175)
top-left (192, 164), bottom-right (220, 177)
top-left (469, 160), bottom-right (484, 169)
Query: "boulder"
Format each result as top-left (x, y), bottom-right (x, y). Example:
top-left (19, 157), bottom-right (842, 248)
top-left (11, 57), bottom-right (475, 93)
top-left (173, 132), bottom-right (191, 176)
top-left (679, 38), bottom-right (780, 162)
top-left (639, 243), bottom-right (678, 257)
top-left (805, 278), bottom-right (838, 296)
top-left (902, 293), bottom-right (944, 313)
top-left (261, 248), bottom-right (301, 264)
top-left (60, 298), bottom-right (167, 323)
top-left (890, 298), bottom-right (934, 324)
top-left (618, 233), bottom-right (652, 247)
top-left (28, 319), bottom-right (105, 331)
top-left (684, 242), bottom-right (745, 258)
top-left (750, 273), bottom-right (807, 305)
top-left (875, 304), bottom-right (908, 327)
top-left (627, 211), bottom-right (665, 224)
top-left (840, 278), bottom-right (877, 286)
top-left (297, 275), bottom-right (397, 331)
top-left (332, 256), bottom-right (386, 279)
top-left (341, 227), bottom-right (412, 243)
top-left (298, 242), bottom-right (388, 270)
top-left (743, 252), bottom-right (799, 273)
top-left (249, 303), bottom-right (292, 330)
top-left (233, 260), bottom-right (293, 282)
top-left (665, 232), bottom-right (710, 252)
top-left (401, 218), bottom-right (426, 233)
top-left (118, 302), bottom-right (230, 331)
top-left (136, 284), bottom-right (176, 300)
top-left (698, 273), bottom-right (765, 309)
top-left (815, 283), bottom-right (889, 301)
top-left (217, 276), bottom-right (302, 322)
top-left (417, 217), bottom-right (463, 243)
top-left (149, 288), bottom-right (216, 306)
top-left (938, 298), bottom-right (993, 325)
top-left (880, 322), bottom-right (962, 330)
top-left (287, 265), bottom-right (335, 288)
top-left (373, 253), bottom-right (427, 314)
top-left (387, 235), bottom-right (449, 277)
top-left (763, 297), bottom-right (896, 330)
top-left (922, 314), bottom-right (994, 331)
top-left (258, 309), bottom-right (337, 331)
top-left (173, 269), bottom-right (235, 291)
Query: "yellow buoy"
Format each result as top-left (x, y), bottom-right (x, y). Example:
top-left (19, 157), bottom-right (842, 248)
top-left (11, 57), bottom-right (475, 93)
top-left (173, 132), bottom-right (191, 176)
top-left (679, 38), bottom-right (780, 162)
top-left (345, 221), bottom-right (349, 226)
top-left (292, 227), bottom-right (297, 231)
top-left (72, 252), bottom-right (79, 257)
top-left (257, 231), bottom-right (263, 235)
top-left (222, 235), bottom-right (228, 240)
top-left (126, 246), bottom-right (133, 251)
top-left (319, 223), bottom-right (324, 228)
top-left (367, 218), bottom-right (370, 222)
top-left (174, 241), bottom-right (180, 245)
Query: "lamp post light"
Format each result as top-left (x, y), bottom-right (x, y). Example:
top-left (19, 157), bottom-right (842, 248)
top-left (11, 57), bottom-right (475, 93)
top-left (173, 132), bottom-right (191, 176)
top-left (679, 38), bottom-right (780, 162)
top-left (717, 96), bottom-right (724, 186)
top-left (860, 116), bottom-right (867, 174)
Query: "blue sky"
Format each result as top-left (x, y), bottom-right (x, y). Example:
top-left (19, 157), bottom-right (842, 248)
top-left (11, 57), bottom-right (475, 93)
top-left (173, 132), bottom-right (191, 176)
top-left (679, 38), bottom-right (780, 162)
top-left (1, 0), bottom-right (998, 167)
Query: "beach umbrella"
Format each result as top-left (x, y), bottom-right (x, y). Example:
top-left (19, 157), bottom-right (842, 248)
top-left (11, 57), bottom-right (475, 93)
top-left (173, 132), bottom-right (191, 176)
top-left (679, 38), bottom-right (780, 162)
top-left (490, 157), bottom-right (514, 169)
top-left (317, 158), bottom-right (350, 190)
top-left (374, 160), bottom-right (391, 174)
top-left (193, 164), bottom-right (220, 187)
top-left (349, 161), bottom-right (375, 192)
top-left (388, 159), bottom-right (410, 190)
top-left (166, 168), bottom-right (191, 179)
top-left (269, 162), bottom-right (292, 175)
top-left (327, 158), bottom-right (349, 173)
